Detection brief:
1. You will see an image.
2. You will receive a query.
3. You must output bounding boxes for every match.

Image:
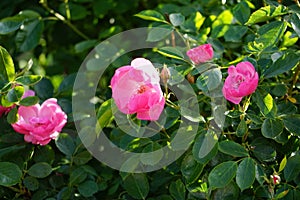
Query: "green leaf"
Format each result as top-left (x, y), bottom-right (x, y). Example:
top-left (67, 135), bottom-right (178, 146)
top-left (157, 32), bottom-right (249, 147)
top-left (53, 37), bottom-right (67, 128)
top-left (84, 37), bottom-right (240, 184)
top-left (33, 78), bottom-right (54, 100)
top-left (169, 179), bottom-right (186, 200)
top-left (23, 176), bottom-right (39, 191)
top-left (58, 73), bottom-right (76, 97)
top-left (74, 40), bottom-right (97, 53)
top-left (224, 25), bottom-right (248, 42)
top-left (147, 25), bottom-right (173, 42)
top-left (15, 18), bottom-right (44, 52)
top-left (247, 21), bottom-right (287, 52)
top-left (0, 16), bottom-right (24, 34)
top-left (255, 164), bottom-right (266, 185)
top-left (156, 46), bottom-right (184, 60)
top-left (232, 1), bottom-right (250, 24)
top-left (78, 180), bottom-right (98, 197)
top-left (279, 156), bottom-right (287, 173)
top-left (261, 118), bottom-right (283, 139)
top-left (15, 75), bottom-right (42, 85)
top-left (181, 154), bottom-right (204, 184)
top-left (28, 162), bottom-right (52, 178)
top-left (0, 162), bottom-right (22, 187)
top-left (33, 145), bottom-right (55, 164)
top-left (263, 51), bottom-right (299, 78)
top-left (254, 89), bottom-right (277, 118)
top-left (208, 161), bottom-right (237, 189)
top-left (123, 173), bottom-right (149, 199)
top-left (290, 13), bottom-right (300, 37)
top-left (7, 107), bottom-right (18, 124)
top-left (236, 119), bottom-right (248, 137)
top-left (246, 5), bottom-right (288, 25)
top-left (169, 13), bottom-right (185, 27)
top-left (196, 68), bottom-right (222, 93)
top-left (59, 3), bottom-right (88, 20)
top-left (69, 167), bottom-right (87, 185)
top-left (19, 96), bottom-right (39, 106)
top-left (218, 140), bottom-right (249, 157)
top-left (55, 133), bottom-right (76, 156)
top-left (284, 155), bottom-right (300, 182)
top-left (97, 99), bottom-right (113, 128)
top-left (192, 130), bottom-right (218, 164)
top-left (236, 157), bottom-right (255, 191)
top-left (282, 115), bottom-right (300, 136)
top-left (73, 151), bottom-right (92, 165)
top-left (7, 86), bottom-right (24, 103)
top-left (211, 181), bottom-right (239, 200)
top-left (141, 142), bottom-right (163, 166)
top-left (0, 46), bottom-right (15, 82)
top-left (251, 138), bottom-right (276, 162)
top-left (0, 10), bottom-right (40, 35)
top-left (134, 10), bottom-right (166, 23)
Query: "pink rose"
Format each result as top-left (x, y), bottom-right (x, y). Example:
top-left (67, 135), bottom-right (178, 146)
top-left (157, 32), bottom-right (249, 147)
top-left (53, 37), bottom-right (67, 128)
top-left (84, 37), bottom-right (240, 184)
top-left (111, 58), bottom-right (165, 121)
top-left (0, 89), bottom-right (36, 117)
top-left (12, 98), bottom-right (67, 145)
top-left (186, 44), bottom-right (214, 64)
top-left (222, 61), bottom-right (259, 104)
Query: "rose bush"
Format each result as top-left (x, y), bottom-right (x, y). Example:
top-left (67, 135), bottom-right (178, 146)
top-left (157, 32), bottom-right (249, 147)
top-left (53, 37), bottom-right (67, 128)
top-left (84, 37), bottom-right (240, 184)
top-left (0, 0), bottom-right (299, 199)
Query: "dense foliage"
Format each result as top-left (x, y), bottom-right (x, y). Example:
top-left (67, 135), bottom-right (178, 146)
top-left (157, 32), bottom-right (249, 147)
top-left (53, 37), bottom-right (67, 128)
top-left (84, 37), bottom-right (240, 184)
top-left (0, 0), bottom-right (300, 199)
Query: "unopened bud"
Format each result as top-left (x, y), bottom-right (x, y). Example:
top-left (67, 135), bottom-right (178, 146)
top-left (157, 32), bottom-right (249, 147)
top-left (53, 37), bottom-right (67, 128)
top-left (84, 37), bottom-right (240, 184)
top-left (160, 65), bottom-right (170, 85)
top-left (270, 174), bottom-right (281, 185)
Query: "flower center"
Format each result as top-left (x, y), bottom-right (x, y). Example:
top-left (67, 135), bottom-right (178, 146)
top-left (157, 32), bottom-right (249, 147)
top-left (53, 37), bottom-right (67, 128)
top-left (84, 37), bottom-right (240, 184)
top-left (137, 85), bottom-right (147, 93)
top-left (232, 74), bottom-right (245, 89)
top-left (30, 117), bottom-right (48, 126)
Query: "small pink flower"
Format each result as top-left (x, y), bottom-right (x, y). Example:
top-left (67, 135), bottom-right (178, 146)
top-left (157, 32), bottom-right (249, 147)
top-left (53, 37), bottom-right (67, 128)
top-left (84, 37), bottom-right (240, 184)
top-left (111, 58), bottom-right (165, 121)
top-left (12, 98), bottom-right (67, 145)
top-left (271, 174), bottom-right (281, 185)
top-left (0, 89), bottom-right (36, 117)
top-left (186, 44), bottom-right (214, 64)
top-left (222, 61), bottom-right (259, 104)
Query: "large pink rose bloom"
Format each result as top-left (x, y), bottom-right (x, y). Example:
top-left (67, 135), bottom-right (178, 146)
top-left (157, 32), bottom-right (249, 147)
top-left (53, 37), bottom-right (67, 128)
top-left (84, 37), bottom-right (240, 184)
top-left (111, 58), bottom-right (165, 121)
top-left (222, 61), bottom-right (259, 104)
top-left (0, 89), bottom-right (36, 117)
top-left (186, 44), bottom-right (214, 64)
top-left (12, 98), bottom-right (67, 145)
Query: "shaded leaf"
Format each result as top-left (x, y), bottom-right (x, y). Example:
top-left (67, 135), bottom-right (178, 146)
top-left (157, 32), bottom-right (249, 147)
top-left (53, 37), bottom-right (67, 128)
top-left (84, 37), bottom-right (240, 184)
top-left (208, 161), bottom-right (237, 189)
top-left (0, 162), bottom-right (22, 187)
top-left (147, 25), bottom-right (173, 42)
top-left (264, 51), bottom-right (299, 78)
top-left (28, 162), bottom-right (52, 178)
top-left (261, 118), bottom-right (283, 139)
top-left (218, 140), bottom-right (249, 157)
top-left (284, 155), bottom-right (300, 182)
top-left (123, 173), bottom-right (149, 199)
top-left (169, 179), bottom-right (185, 200)
top-left (236, 157), bottom-right (255, 191)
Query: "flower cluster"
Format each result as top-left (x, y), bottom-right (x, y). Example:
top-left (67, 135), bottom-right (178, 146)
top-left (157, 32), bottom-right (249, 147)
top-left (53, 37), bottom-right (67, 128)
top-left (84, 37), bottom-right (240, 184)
top-left (111, 58), bottom-right (165, 121)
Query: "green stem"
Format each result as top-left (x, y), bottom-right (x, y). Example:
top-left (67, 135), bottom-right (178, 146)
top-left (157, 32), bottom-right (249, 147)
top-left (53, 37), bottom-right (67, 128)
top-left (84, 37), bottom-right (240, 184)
top-left (40, 0), bottom-right (90, 40)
